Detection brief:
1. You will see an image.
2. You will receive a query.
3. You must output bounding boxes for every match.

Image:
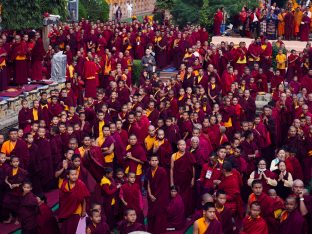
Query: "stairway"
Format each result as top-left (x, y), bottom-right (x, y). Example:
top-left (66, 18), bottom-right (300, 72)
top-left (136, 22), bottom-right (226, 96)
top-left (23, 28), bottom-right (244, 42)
top-left (159, 70), bottom-right (178, 82)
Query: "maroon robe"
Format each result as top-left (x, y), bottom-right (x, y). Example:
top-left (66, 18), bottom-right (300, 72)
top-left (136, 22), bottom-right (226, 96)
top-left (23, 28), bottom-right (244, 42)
top-left (37, 203), bottom-right (60, 234)
top-left (166, 194), bottom-right (185, 230)
top-left (218, 172), bottom-right (243, 217)
top-left (31, 38), bottom-right (45, 81)
top-left (120, 183), bottom-right (143, 222)
top-left (18, 108), bottom-right (31, 130)
top-left (11, 41), bottom-right (28, 85)
top-left (19, 192), bottom-right (39, 232)
top-left (204, 219), bottom-right (223, 234)
top-left (7, 139), bottom-right (30, 170)
top-left (34, 137), bottom-right (53, 187)
top-left (173, 152), bottom-right (196, 216)
top-left (3, 167), bottom-right (28, 212)
top-left (83, 60), bottom-right (98, 98)
top-left (118, 221), bottom-right (146, 234)
top-left (87, 222), bottom-right (110, 234)
top-left (124, 143), bottom-right (146, 179)
top-left (280, 209), bottom-right (306, 234)
top-left (215, 206), bottom-right (233, 234)
top-left (147, 166), bottom-right (170, 234)
top-left (241, 216), bottom-right (269, 234)
top-left (58, 179), bottom-right (90, 234)
top-left (156, 139), bottom-right (172, 171)
top-left (28, 143), bottom-right (43, 195)
top-left (81, 146), bottom-right (105, 182)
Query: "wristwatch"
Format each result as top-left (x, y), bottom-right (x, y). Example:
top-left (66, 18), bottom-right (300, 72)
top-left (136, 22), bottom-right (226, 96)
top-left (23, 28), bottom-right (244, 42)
top-left (300, 198), bottom-right (305, 201)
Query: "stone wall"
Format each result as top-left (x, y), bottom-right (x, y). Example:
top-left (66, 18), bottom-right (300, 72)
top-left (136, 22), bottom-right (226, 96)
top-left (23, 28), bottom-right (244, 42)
top-left (107, 0), bottom-right (155, 20)
top-left (0, 82), bottom-right (65, 134)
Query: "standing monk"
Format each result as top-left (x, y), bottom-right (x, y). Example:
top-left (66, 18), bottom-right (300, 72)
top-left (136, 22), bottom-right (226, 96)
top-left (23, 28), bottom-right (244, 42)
top-left (284, 9), bottom-right (294, 40)
top-left (58, 168), bottom-right (89, 234)
top-left (83, 53), bottom-right (98, 98)
top-left (10, 35), bottom-right (28, 85)
top-left (0, 38), bottom-right (8, 91)
top-left (214, 9), bottom-right (223, 36)
top-left (170, 140), bottom-right (196, 217)
top-left (193, 202), bottom-right (223, 234)
top-left (147, 156), bottom-right (169, 234)
top-left (31, 32), bottom-right (45, 81)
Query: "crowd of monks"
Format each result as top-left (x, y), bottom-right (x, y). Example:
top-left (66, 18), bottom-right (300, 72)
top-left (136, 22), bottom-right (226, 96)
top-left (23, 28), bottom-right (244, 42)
top-left (0, 16), bottom-right (312, 234)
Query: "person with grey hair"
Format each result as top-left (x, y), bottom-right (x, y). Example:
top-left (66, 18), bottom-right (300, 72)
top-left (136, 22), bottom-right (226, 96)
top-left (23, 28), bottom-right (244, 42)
top-left (141, 49), bottom-right (156, 74)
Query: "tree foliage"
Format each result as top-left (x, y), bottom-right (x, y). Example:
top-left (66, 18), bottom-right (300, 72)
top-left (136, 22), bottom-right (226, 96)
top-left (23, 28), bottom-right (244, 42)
top-left (155, 0), bottom-right (175, 10)
top-left (2, 0), bottom-right (42, 30)
top-left (167, 0), bottom-right (258, 30)
top-left (1, 0), bottom-right (68, 30)
top-left (78, 0), bottom-right (109, 21)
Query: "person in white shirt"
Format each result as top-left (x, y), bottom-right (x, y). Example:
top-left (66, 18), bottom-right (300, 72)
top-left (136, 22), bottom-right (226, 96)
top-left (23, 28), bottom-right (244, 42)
top-left (126, 1), bottom-right (133, 18)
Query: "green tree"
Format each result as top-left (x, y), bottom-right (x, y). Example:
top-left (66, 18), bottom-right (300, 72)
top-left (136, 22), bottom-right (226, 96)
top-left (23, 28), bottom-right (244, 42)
top-left (79, 0), bottom-right (109, 21)
top-left (1, 0), bottom-right (68, 30)
top-left (169, 0), bottom-right (258, 30)
top-left (39, 0), bottom-right (68, 19)
top-left (2, 0), bottom-right (42, 30)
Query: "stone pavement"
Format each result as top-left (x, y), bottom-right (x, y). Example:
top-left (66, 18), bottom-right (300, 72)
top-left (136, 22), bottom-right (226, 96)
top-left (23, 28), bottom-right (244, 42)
top-left (211, 36), bottom-right (309, 51)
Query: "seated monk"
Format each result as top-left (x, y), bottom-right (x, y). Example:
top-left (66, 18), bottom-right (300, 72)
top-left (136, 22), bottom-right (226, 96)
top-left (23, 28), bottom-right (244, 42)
top-left (166, 185), bottom-right (185, 231)
top-left (193, 202), bottom-right (222, 234)
top-left (241, 201), bottom-right (269, 234)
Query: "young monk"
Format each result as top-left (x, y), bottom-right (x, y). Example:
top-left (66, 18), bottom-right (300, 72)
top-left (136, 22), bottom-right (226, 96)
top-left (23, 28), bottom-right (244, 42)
top-left (170, 139), bottom-right (196, 216)
top-left (100, 167), bottom-right (121, 228)
top-left (166, 185), bottom-right (185, 231)
top-left (0, 153), bottom-right (9, 220)
top-left (124, 134), bottom-right (147, 184)
top-left (279, 196), bottom-right (306, 234)
top-left (96, 125), bottom-right (115, 168)
top-left (247, 180), bottom-right (280, 234)
top-left (36, 195), bottom-right (60, 234)
top-left (86, 209), bottom-right (110, 234)
top-left (241, 201), bottom-right (268, 234)
top-left (3, 156), bottom-right (28, 224)
top-left (214, 190), bottom-right (234, 234)
top-left (119, 172), bottom-right (144, 223)
top-left (117, 209), bottom-right (146, 234)
top-left (147, 155), bottom-right (169, 234)
top-left (193, 202), bottom-right (222, 234)
top-left (58, 168), bottom-right (90, 234)
top-left (19, 181), bottom-right (39, 234)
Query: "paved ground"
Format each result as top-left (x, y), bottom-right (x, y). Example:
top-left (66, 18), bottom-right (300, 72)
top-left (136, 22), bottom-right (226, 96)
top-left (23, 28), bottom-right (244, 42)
top-left (212, 36), bottom-right (308, 51)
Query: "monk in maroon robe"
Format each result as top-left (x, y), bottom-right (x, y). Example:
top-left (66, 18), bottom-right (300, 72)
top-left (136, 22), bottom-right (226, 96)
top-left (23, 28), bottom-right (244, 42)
top-left (118, 209), bottom-right (146, 234)
top-left (119, 172), bottom-right (144, 223)
top-left (170, 140), bottom-right (196, 216)
top-left (215, 190), bottom-right (234, 234)
top-left (37, 195), bottom-right (60, 234)
top-left (147, 156), bottom-right (170, 234)
top-left (58, 169), bottom-right (90, 234)
top-left (284, 10), bottom-right (294, 40)
top-left (300, 13), bottom-right (311, 41)
top-left (0, 38), bottom-right (8, 91)
top-left (31, 33), bottom-right (45, 81)
top-left (166, 186), bottom-right (185, 230)
top-left (279, 196), bottom-right (306, 234)
top-left (153, 129), bottom-right (172, 174)
top-left (35, 128), bottom-right (53, 190)
top-left (1, 128), bottom-right (30, 170)
top-left (19, 182), bottom-right (39, 234)
top-left (83, 55), bottom-right (98, 98)
top-left (86, 209), bottom-right (110, 234)
top-left (3, 156), bottom-right (28, 223)
top-left (241, 202), bottom-right (268, 234)
top-left (11, 35), bottom-right (28, 85)
top-left (213, 9), bottom-right (223, 36)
